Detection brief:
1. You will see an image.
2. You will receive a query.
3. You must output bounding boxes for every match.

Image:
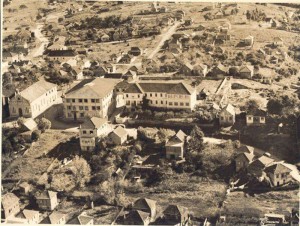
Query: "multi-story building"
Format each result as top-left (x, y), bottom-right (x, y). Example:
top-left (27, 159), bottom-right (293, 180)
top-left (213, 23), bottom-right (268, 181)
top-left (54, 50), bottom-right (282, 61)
top-left (124, 81), bottom-right (197, 111)
top-left (62, 78), bottom-right (120, 120)
top-left (9, 80), bottom-right (57, 118)
top-left (79, 117), bottom-right (112, 151)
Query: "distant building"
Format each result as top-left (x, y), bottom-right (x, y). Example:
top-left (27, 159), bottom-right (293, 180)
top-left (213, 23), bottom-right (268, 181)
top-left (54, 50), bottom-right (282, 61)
top-left (248, 156), bottom-right (274, 176)
top-left (124, 82), bottom-right (197, 111)
top-left (132, 198), bottom-right (157, 222)
top-left (40, 211), bottom-right (66, 224)
top-left (35, 190), bottom-right (58, 211)
top-left (1, 193), bottom-right (20, 220)
top-left (210, 64), bottom-right (228, 78)
top-left (67, 213), bottom-right (93, 225)
top-left (246, 109), bottom-right (267, 126)
top-left (79, 117), bottom-right (112, 151)
top-left (47, 50), bottom-right (77, 61)
top-left (129, 47), bottom-right (143, 56)
top-left (63, 78), bottom-right (120, 120)
top-left (238, 145), bottom-right (254, 154)
top-left (14, 209), bottom-right (39, 224)
top-left (123, 210), bottom-right (150, 226)
top-left (219, 104), bottom-right (235, 126)
top-left (108, 126), bottom-right (128, 145)
top-left (243, 35), bottom-right (254, 46)
top-left (165, 130), bottom-right (187, 159)
top-left (163, 204), bottom-right (189, 225)
top-left (235, 152), bottom-right (255, 172)
top-left (239, 65), bottom-right (254, 79)
top-left (264, 162), bottom-right (292, 187)
top-left (9, 80), bottom-right (57, 118)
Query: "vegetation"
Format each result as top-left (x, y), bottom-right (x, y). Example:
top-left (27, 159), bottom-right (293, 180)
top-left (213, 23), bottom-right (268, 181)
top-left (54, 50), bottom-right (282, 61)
top-left (36, 117), bottom-right (51, 133)
top-left (267, 93), bottom-right (299, 116)
top-left (31, 130), bottom-right (41, 141)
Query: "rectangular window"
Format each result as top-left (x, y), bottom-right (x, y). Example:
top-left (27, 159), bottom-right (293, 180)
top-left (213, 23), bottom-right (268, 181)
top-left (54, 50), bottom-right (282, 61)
top-left (180, 102), bottom-right (184, 106)
top-left (92, 106), bottom-right (96, 110)
top-left (174, 102), bottom-right (178, 106)
top-left (169, 102), bottom-right (173, 106)
top-left (155, 93), bottom-right (157, 97)
top-left (90, 130), bottom-right (93, 134)
top-left (126, 101), bottom-right (130, 105)
top-left (79, 99), bottom-right (83, 103)
top-left (83, 130), bottom-right (87, 134)
top-left (97, 106), bottom-right (100, 110)
top-left (68, 106), bottom-right (71, 110)
top-left (91, 99), bottom-right (95, 103)
top-left (161, 101), bottom-right (163, 104)
top-left (80, 113), bottom-right (84, 117)
top-left (73, 106), bottom-right (76, 110)
top-left (66, 99), bottom-right (71, 103)
top-left (84, 99), bottom-right (88, 103)
top-left (150, 93), bottom-right (152, 97)
top-left (96, 99), bottom-right (100, 103)
top-left (72, 99), bottom-right (75, 103)
top-left (126, 94), bottom-right (129, 98)
top-left (161, 93), bottom-right (163, 97)
top-left (156, 100), bottom-right (158, 104)
top-left (138, 95), bottom-right (140, 98)
top-left (85, 106), bottom-right (89, 110)
top-left (68, 113), bottom-right (72, 117)
top-left (185, 103), bottom-right (189, 106)
top-left (79, 106), bottom-right (83, 110)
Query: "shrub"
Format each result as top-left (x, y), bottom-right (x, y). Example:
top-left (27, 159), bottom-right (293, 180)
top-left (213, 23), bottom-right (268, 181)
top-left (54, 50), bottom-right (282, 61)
top-left (19, 4), bottom-right (27, 9)
top-left (31, 130), bottom-right (41, 141)
top-left (37, 118), bottom-right (51, 132)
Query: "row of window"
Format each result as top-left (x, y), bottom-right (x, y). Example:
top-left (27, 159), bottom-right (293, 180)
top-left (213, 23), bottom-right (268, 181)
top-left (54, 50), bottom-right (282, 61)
top-left (125, 93), bottom-right (189, 99)
top-left (67, 106), bottom-right (101, 111)
top-left (82, 130), bottom-right (94, 135)
top-left (247, 116), bottom-right (265, 120)
top-left (66, 98), bottom-right (100, 103)
top-left (169, 102), bottom-right (189, 107)
top-left (220, 116), bottom-right (233, 121)
top-left (125, 100), bottom-right (190, 107)
top-left (275, 173), bottom-right (289, 178)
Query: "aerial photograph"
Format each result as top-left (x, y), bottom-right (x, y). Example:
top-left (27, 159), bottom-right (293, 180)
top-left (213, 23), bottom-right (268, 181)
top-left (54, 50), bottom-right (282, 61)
top-left (1, 0), bottom-right (300, 225)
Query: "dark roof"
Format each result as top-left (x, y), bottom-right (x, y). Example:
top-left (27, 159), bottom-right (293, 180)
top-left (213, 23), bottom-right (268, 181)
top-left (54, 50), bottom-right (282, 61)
top-left (80, 117), bottom-right (107, 129)
top-left (136, 82), bottom-right (194, 95)
top-left (249, 156), bottom-right (274, 170)
top-left (104, 73), bottom-right (123, 79)
top-left (3, 51), bottom-right (12, 58)
top-left (247, 108), bottom-right (267, 116)
top-left (47, 50), bottom-right (76, 57)
top-left (167, 130), bottom-right (186, 146)
top-left (3, 84), bottom-right (16, 98)
top-left (67, 214), bottom-right (93, 225)
top-left (133, 198), bottom-right (157, 212)
top-left (235, 152), bottom-right (254, 162)
top-left (238, 145), bottom-right (254, 154)
top-left (125, 83), bottom-right (143, 94)
top-left (125, 210), bottom-right (149, 225)
top-left (35, 190), bottom-right (57, 200)
top-left (163, 204), bottom-right (188, 217)
top-left (264, 163), bottom-right (292, 174)
top-left (40, 212), bottom-right (65, 224)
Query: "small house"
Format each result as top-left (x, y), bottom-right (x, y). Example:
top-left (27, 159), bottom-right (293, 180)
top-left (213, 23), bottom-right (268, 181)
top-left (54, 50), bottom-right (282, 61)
top-left (239, 65), bottom-right (254, 79)
top-left (163, 204), bottom-right (189, 225)
top-left (109, 126), bottom-right (128, 145)
top-left (100, 34), bottom-right (110, 42)
top-left (248, 156), bottom-right (274, 177)
top-left (67, 213), bottom-right (93, 225)
top-left (238, 145), bottom-right (254, 154)
top-left (259, 68), bottom-right (274, 84)
top-left (118, 54), bottom-right (134, 64)
top-left (179, 62), bottom-right (193, 76)
top-left (246, 109), bottom-right (267, 126)
top-left (123, 210), bottom-right (150, 226)
top-left (40, 211), bottom-right (66, 224)
top-left (15, 209), bottom-right (40, 224)
top-left (244, 35), bottom-right (254, 46)
top-left (1, 193), bottom-right (20, 220)
top-left (264, 162), bottom-right (292, 187)
top-left (235, 152), bottom-right (255, 172)
top-left (129, 47), bottom-right (143, 56)
top-left (209, 64), bottom-right (228, 78)
top-left (132, 198), bottom-right (157, 221)
top-left (273, 37), bottom-right (284, 46)
top-left (165, 130), bottom-right (187, 159)
top-left (193, 64), bottom-right (208, 77)
top-left (35, 190), bottom-right (58, 211)
top-left (219, 104), bottom-right (235, 126)
top-left (18, 182), bottom-right (31, 195)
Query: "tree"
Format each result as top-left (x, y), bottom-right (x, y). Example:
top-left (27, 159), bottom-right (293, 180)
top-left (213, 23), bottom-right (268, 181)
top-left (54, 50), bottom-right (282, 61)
top-left (17, 117), bottom-right (26, 127)
top-left (157, 128), bottom-right (175, 144)
top-left (37, 118), bottom-right (51, 132)
top-left (267, 94), bottom-right (299, 116)
top-left (31, 130), bottom-right (41, 141)
top-left (72, 156), bottom-right (91, 188)
top-left (242, 99), bottom-right (261, 112)
top-left (187, 125), bottom-right (204, 153)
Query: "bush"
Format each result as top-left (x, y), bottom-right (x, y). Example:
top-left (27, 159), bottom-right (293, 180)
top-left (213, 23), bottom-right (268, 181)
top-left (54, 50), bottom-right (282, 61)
top-left (37, 118), bottom-right (51, 132)
top-left (31, 130), bottom-right (41, 141)
top-left (19, 4), bottom-right (27, 9)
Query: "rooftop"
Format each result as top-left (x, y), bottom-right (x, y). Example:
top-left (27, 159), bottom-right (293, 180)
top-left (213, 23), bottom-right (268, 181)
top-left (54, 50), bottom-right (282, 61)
top-left (80, 117), bottom-right (108, 129)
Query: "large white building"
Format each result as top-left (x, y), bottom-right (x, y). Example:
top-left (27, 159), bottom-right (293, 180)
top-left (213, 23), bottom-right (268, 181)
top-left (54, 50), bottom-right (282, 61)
top-left (62, 78), bottom-right (120, 120)
top-left (79, 117), bottom-right (112, 151)
top-left (123, 81), bottom-right (197, 110)
top-left (9, 80), bottom-right (57, 118)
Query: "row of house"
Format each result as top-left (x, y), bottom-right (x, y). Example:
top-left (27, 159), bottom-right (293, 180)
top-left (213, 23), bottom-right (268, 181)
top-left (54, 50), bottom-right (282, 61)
top-left (1, 191), bottom-right (93, 225)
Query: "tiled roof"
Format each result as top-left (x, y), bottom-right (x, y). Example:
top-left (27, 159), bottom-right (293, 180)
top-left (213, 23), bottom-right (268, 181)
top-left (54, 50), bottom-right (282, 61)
top-left (125, 83), bottom-right (144, 94)
top-left (221, 104), bottom-right (235, 115)
top-left (80, 117), bottom-right (107, 129)
top-left (35, 190), bottom-right (57, 200)
top-left (238, 145), bottom-right (254, 154)
top-left (247, 108), bottom-right (267, 116)
top-left (136, 82), bottom-right (194, 95)
top-left (125, 210), bottom-right (149, 224)
top-left (236, 152), bottom-right (254, 162)
top-left (112, 126), bottom-right (128, 138)
top-left (163, 204), bottom-right (188, 217)
top-left (18, 80), bottom-right (56, 103)
top-left (133, 198), bottom-right (157, 211)
top-left (264, 162), bottom-right (292, 174)
top-left (16, 209), bottom-right (39, 220)
top-left (65, 78), bottom-right (120, 99)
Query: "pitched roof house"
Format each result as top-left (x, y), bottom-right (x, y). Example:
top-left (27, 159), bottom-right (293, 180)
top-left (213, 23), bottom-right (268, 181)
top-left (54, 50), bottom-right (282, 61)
top-left (238, 145), bottom-right (254, 154)
top-left (163, 204), bottom-right (189, 225)
top-left (219, 104), bottom-right (235, 126)
top-left (15, 209), bottom-right (39, 224)
top-left (123, 210), bottom-right (150, 226)
top-left (209, 64), bottom-right (228, 78)
top-left (246, 108), bottom-right (267, 126)
top-left (35, 190), bottom-right (58, 211)
top-left (235, 152), bottom-right (255, 172)
top-left (165, 130), bottom-right (187, 159)
top-left (1, 193), bottom-right (20, 220)
top-left (132, 198), bottom-right (157, 221)
top-left (109, 126), bottom-right (128, 145)
top-left (40, 211), bottom-right (66, 224)
top-left (239, 65), bottom-right (254, 79)
top-left (248, 156), bottom-right (274, 176)
top-left (264, 162), bottom-right (292, 187)
top-left (67, 213), bottom-right (93, 225)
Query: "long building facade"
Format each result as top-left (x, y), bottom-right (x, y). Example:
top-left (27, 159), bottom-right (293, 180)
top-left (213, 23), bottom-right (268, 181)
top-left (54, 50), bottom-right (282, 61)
top-left (123, 82), bottom-right (197, 110)
top-left (62, 78), bottom-right (120, 120)
top-left (9, 80), bottom-right (57, 118)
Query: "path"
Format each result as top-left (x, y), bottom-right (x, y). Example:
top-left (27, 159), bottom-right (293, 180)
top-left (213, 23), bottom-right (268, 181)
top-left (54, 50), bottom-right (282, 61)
top-left (147, 21), bottom-right (181, 59)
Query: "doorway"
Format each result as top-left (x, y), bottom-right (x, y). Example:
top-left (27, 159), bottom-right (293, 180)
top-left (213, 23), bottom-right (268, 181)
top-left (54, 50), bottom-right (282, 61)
top-left (18, 108), bottom-right (23, 116)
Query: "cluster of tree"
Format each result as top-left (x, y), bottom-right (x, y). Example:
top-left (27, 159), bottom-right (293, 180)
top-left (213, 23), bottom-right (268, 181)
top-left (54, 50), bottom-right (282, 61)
top-left (78, 15), bottom-right (132, 30)
top-left (267, 93), bottom-right (299, 116)
top-left (246, 9), bottom-right (267, 21)
top-left (44, 67), bottom-right (74, 85)
top-left (194, 105), bottom-right (217, 123)
top-left (275, 67), bottom-right (298, 78)
top-left (2, 128), bottom-right (26, 157)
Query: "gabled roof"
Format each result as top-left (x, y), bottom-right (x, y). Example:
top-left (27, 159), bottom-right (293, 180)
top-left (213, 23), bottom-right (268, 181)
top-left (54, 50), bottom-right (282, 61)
top-left (133, 198), bottom-right (157, 211)
top-left (126, 210), bottom-right (149, 224)
top-left (182, 62), bottom-right (193, 70)
top-left (112, 126), bottom-right (128, 138)
top-left (22, 118), bottom-right (38, 131)
top-left (16, 209), bottom-right (39, 220)
top-left (125, 83), bottom-right (144, 94)
top-left (17, 80), bottom-right (56, 103)
top-left (163, 204), bottom-right (188, 217)
top-left (167, 130), bottom-right (186, 146)
top-left (215, 64), bottom-right (227, 72)
top-left (67, 214), bottom-right (93, 225)
top-left (136, 82), bottom-right (194, 95)
top-left (264, 162), bottom-right (292, 174)
top-left (2, 193), bottom-right (19, 210)
top-left (221, 104), bottom-right (235, 115)
top-left (65, 78), bottom-right (120, 99)
top-left (239, 65), bottom-right (254, 73)
top-left (238, 145), bottom-right (254, 154)
top-left (80, 117), bottom-right (108, 129)
top-left (41, 212), bottom-right (65, 224)
top-left (247, 108), bottom-right (267, 116)
top-left (235, 152), bottom-right (254, 162)
top-left (35, 190), bottom-right (57, 200)
top-left (249, 156), bottom-right (274, 170)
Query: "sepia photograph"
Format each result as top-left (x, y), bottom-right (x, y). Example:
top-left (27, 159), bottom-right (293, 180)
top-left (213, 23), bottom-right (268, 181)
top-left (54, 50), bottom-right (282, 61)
top-left (1, 0), bottom-right (300, 225)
